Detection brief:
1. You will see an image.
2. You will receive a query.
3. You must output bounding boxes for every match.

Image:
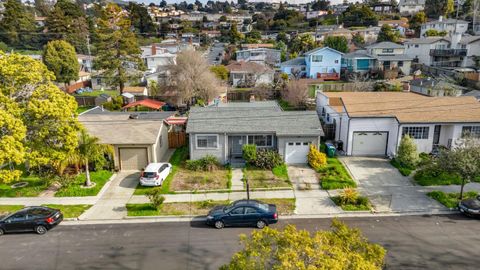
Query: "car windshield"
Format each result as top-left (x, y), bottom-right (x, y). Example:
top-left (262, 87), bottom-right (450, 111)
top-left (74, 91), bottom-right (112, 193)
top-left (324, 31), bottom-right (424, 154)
top-left (143, 172), bottom-right (157, 178)
top-left (470, 198), bottom-right (480, 208)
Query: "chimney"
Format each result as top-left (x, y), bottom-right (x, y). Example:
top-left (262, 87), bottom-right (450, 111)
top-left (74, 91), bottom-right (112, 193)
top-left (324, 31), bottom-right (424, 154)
top-left (402, 81), bottom-right (410, 92)
top-left (151, 44), bottom-right (156, 55)
top-left (439, 16), bottom-right (443, 22)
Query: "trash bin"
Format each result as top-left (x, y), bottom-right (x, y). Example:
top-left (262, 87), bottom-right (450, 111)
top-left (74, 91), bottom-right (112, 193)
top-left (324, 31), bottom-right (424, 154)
top-left (325, 143), bottom-right (336, 157)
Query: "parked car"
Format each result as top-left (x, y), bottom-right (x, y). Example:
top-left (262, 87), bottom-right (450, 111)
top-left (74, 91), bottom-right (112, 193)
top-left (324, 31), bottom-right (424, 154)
top-left (140, 163), bottom-right (172, 186)
top-left (206, 200), bottom-right (278, 229)
top-left (459, 196), bottom-right (480, 217)
top-left (0, 206), bottom-right (63, 236)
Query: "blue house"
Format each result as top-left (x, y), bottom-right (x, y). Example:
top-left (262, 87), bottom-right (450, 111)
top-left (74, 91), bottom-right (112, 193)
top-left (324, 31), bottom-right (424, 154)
top-left (280, 47), bottom-right (344, 80)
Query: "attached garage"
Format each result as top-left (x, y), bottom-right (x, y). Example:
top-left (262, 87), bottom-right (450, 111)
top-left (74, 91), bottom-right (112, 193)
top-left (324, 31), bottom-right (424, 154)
top-left (352, 132), bottom-right (388, 156)
top-left (119, 148), bottom-right (149, 170)
top-left (285, 141), bottom-right (310, 164)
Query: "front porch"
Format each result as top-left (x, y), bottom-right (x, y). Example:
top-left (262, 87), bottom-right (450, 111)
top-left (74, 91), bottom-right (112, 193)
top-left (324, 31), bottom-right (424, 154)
top-left (227, 134), bottom-right (276, 165)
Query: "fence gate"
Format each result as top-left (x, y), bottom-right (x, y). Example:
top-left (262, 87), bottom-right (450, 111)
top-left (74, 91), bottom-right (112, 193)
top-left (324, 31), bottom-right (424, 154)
top-left (168, 132), bottom-right (186, 148)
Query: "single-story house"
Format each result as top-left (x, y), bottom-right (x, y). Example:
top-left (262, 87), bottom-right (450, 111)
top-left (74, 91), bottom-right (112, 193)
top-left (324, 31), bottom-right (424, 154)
top-left (409, 78), bottom-right (466, 97)
top-left (79, 108), bottom-right (174, 171)
top-left (123, 86), bottom-right (148, 96)
top-left (186, 101), bottom-right (324, 164)
top-left (316, 91), bottom-right (480, 156)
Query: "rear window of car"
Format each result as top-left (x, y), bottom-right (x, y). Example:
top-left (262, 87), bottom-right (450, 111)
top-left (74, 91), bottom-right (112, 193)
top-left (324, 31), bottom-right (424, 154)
top-left (28, 208), bottom-right (53, 217)
top-left (143, 172), bottom-right (157, 178)
top-left (256, 203), bottom-right (269, 212)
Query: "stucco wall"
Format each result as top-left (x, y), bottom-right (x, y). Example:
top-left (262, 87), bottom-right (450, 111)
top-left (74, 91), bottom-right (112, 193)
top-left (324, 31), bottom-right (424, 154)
top-left (113, 144), bottom-right (153, 170)
top-left (153, 123), bottom-right (170, 162)
top-left (189, 133), bottom-right (227, 164)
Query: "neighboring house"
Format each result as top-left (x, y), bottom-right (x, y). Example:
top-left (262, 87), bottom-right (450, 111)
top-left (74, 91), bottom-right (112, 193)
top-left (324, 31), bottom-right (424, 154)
top-left (235, 48), bottom-right (281, 67)
top-left (94, 94), bottom-right (111, 107)
top-left (463, 90), bottom-right (480, 100)
top-left (280, 47), bottom-right (343, 80)
top-left (79, 109), bottom-right (174, 170)
top-left (420, 16), bottom-right (468, 37)
top-left (352, 27), bottom-right (381, 44)
top-left (404, 37), bottom-right (456, 67)
top-left (409, 78), bottom-right (465, 96)
top-left (378, 19), bottom-right (409, 36)
top-left (124, 86), bottom-right (148, 96)
top-left (366, 42), bottom-right (413, 77)
top-left (186, 101), bottom-right (323, 164)
top-left (77, 54), bottom-right (94, 72)
top-left (370, 3), bottom-right (396, 14)
top-left (398, 0), bottom-right (425, 15)
top-left (341, 50), bottom-right (376, 74)
top-left (141, 45), bottom-right (176, 73)
top-left (226, 61), bottom-right (274, 87)
top-left (305, 10), bottom-right (328, 19)
top-left (459, 36), bottom-right (480, 68)
top-left (325, 28), bottom-right (353, 41)
top-left (316, 91), bottom-right (480, 156)
top-left (240, 43), bottom-right (275, 50)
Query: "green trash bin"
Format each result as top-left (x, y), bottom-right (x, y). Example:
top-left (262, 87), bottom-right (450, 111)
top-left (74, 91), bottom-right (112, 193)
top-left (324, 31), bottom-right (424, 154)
top-left (325, 143), bottom-right (336, 157)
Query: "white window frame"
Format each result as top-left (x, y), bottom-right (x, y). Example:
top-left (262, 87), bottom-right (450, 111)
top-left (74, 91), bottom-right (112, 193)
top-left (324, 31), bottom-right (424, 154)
top-left (195, 134), bottom-right (219, 149)
top-left (312, 55), bottom-right (323, 62)
top-left (247, 134), bottom-right (273, 147)
top-left (402, 126), bottom-right (429, 140)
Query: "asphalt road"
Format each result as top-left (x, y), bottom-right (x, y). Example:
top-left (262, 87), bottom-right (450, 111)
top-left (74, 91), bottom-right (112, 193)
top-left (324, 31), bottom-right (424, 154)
top-left (0, 214), bottom-right (478, 270)
top-left (206, 42), bottom-right (226, 65)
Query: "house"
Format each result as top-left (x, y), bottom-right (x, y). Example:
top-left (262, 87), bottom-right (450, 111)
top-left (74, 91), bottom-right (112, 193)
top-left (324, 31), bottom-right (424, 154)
top-left (123, 86), bottom-right (148, 97)
top-left (352, 27), bottom-right (381, 44)
top-left (409, 78), bottom-right (465, 96)
top-left (79, 109), bottom-right (174, 170)
top-left (306, 10), bottom-right (328, 19)
top-left (325, 28), bottom-right (353, 42)
top-left (235, 48), bottom-right (281, 67)
top-left (459, 36), bottom-right (480, 68)
top-left (141, 45), bottom-right (176, 73)
top-left (226, 61), bottom-right (274, 87)
top-left (366, 42), bottom-right (413, 77)
top-left (77, 54), bottom-right (94, 72)
top-left (463, 90), bottom-right (480, 100)
top-left (369, 2), bottom-right (396, 14)
top-left (280, 47), bottom-right (344, 80)
top-left (316, 91), bottom-right (480, 156)
top-left (398, 0), bottom-right (425, 15)
top-left (186, 101), bottom-right (323, 164)
top-left (240, 43), bottom-right (275, 50)
top-left (420, 16), bottom-right (468, 37)
top-left (341, 50), bottom-right (376, 74)
top-left (378, 19), bottom-right (409, 36)
top-left (404, 37), bottom-right (456, 67)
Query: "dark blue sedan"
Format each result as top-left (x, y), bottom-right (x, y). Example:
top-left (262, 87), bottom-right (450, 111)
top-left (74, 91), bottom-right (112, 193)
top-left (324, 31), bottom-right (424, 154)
top-left (205, 200), bottom-right (278, 229)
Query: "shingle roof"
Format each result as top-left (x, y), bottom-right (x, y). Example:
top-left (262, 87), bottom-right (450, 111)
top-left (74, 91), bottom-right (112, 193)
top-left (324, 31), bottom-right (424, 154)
top-left (186, 102), bottom-right (323, 136)
top-left (463, 90), bottom-right (480, 98)
top-left (459, 36), bottom-right (480, 45)
top-left (322, 92), bottom-right (480, 123)
top-left (405, 37), bottom-right (450, 44)
top-left (304, 46), bottom-right (345, 56)
top-left (280, 57), bottom-right (306, 66)
top-left (226, 61), bottom-right (273, 73)
top-left (374, 55), bottom-right (414, 61)
top-left (343, 50), bottom-right (375, 59)
top-left (366, 42), bottom-right (404, 49)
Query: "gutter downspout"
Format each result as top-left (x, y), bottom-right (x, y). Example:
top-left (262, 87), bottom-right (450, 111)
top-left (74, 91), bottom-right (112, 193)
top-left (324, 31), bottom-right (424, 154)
top-left (224, 132), bottom-right (228, 164)
top-left (394, 119), bottom-right (401, 158)
top-left (346, 118), bottom-right (351, 155)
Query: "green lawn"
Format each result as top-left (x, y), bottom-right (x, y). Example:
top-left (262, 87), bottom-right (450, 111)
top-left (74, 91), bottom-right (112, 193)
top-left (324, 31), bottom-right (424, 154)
top-left (0, 174), bottom-right (49, 197)
top-left (261, 198), bottom-right (296, 215)
top-left (75, 90), bottom-right (119, 97)
top-left (331, 196), bottom-right (371, 211)
top-left (414, 168), bottom-right (463, 186)
top-left (427, 191), bottom-right (478, 209)
top-left (244, 164), bottom-right (291, 189)
top-left (77, 106), bottom-right (94, 114)
top-left (319, 157), bottom-right (357, 190)
top-left (42, 204), bottom-right (92, 218)
top-left (390, 159), bottom-right (414, 176)
top-left (54, 170), bottom-right (114, 197)
top-left (0, 205), bottom-right (24, 215)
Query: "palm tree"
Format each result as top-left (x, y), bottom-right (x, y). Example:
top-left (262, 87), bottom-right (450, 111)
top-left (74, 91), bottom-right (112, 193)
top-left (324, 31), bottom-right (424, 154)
top-left (77, 130), bottom-right (113, 187)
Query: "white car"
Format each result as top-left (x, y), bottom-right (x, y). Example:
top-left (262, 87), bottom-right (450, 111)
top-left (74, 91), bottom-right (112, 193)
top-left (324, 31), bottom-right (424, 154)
top-left (140, 163), bottom-right (172, 186)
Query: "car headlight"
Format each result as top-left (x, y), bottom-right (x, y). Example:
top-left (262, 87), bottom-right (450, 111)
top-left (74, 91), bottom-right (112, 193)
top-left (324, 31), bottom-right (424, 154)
top-left (207, 215), bottom-right (213, 219)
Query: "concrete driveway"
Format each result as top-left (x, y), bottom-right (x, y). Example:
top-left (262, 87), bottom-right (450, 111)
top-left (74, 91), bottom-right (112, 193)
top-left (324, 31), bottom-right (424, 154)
top-left (341, 157), bottom-right (446, 213)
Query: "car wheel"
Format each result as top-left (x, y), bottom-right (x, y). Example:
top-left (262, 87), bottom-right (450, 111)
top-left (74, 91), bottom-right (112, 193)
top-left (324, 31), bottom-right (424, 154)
top-left (0, 228), bottom-right (4, 236)
top-left (35, 225), bottom-right (47, 235)
top-left (256, 220), bottom-right (267, 229)
top-left (214, 220), bottom-right (225, 229)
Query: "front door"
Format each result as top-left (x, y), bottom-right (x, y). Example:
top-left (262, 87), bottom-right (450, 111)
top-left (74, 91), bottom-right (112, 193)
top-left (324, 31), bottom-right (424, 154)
top-left (433, 125), bottom-right (441, 147)
top-left (230, 136), bottom-right (245, 159)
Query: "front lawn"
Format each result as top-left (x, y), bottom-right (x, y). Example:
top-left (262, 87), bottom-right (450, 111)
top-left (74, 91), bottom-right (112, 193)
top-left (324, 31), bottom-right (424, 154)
top-left (0, 205), bottom-right (24, 215)
top-left (261, 198), bottom-right (296, 215)
top-left (319, 157), bottom-right (357, 190)
top-left (0, 174), bottom-right (49, 197)
top-left (75, 90), bottom-right (119, 97)
top-left (413, 168), bottom-right (463, 186)
top-left (390, 158), bottom-right (414, 176)
top-left (331, 196), bottom-right (371, 211)
top-left (244, 164), bottom-right (291, 189)
top-left (54, 170), bottom-right (114, 197)
top-left (42, 204), bottom-right (92, 218)
top-left (427, 191), bottom-right (478, 209)
top-left (171, 167), bottom-right (231, 191)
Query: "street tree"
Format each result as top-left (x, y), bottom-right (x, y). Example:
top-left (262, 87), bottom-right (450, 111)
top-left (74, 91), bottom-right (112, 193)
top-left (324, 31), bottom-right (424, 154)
top-left (323, 36), bottom-right (349, 53)
top-left (43, 40), bottom-right (80, 85)
top-left (0, 0), bottom-right (36, 49)
top-left (377, 24), bottom-right (401, 43)
top-left (221, 220), bottom-right (386, 269)
top-left (94, 3), bottom-right (144, 94)
top-left (209, 65), bottom-right (229, 81)
top-left (281, 79), bottom-right (309, 107)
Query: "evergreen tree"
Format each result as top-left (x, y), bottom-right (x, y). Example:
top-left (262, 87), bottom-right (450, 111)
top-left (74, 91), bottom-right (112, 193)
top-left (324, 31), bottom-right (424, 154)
top-left (127, 2), bottom-right (157, 37)
top-left (377, 24), bottom-right (401, 43)
top-left (43, 40), bottom-right (80, 85)
top-left (323, 36), bottom-right (349, 53)
top-left (0, 0), bottom-right (36, 49)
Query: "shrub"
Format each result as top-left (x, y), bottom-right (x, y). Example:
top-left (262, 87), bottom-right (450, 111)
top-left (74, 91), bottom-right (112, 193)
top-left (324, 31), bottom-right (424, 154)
top-left (254, 149), bottom-right (283, 169)
top-left (146, 188), bottom-right (165, 210)
top-left (396, 135), bottom-right (419, 169)
top-left (185, 155), bottom-right (220, 171)
top-left (242, 144), bottom-right (257, 164)
top-left (308, 144), bottom-right (327, 169)
top-left (185, 159), bottom-right (203, 171)
top-left (339, 188), bottom-right (359, 205)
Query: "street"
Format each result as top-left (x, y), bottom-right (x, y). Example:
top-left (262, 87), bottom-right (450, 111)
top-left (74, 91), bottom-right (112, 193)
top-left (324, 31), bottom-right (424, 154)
top-left (0, 214), bottom-right (479, 270)
top-left (206, 42), bottom-right (226, 65)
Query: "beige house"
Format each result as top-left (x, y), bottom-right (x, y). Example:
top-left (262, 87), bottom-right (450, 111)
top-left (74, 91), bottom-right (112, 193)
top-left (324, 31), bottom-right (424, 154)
top-left (366, 42), bottom-right (413, 77)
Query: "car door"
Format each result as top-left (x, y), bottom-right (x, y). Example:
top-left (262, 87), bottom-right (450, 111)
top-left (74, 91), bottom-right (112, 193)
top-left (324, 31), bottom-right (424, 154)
top-left (243, 207), bottom-right (261, 226)
top-left (223, 207), bottom-right (245, 226)
top-left (3, 212), bottom-right (28, 232)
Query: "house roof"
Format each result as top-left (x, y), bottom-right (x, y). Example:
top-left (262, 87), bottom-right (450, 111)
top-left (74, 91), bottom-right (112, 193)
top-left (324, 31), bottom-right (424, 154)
top-left (322, 92), bottom-right (480, 123)
top-left (304, 46), bottom-right (345, 56)
top-left (79, 111), bottom-right (174, 145)
top-left (374, 55), bottom-right (413, 61)
top-left (186, 101), bottom-right (323, 136)
top-left (343, 50), bottom-right (375, 59)
top-left (459, 36), bottom-right (480, 45)
top-left (226, 61), bottom-right (273, 73)
top-left (122, 99), bottom-right (166, 110)
top-left (366, 42), bottom-right (404, 49)
top-left (463, 90), bottom-right (480, 99)
top-left (280, 57), bottom-right (306, 66)
top-left (124, 86), bottom-right (147, 93)
top-left (424, 19), bottom-right (468, 25)
top-left (404, 37), bottom-right (450, 44)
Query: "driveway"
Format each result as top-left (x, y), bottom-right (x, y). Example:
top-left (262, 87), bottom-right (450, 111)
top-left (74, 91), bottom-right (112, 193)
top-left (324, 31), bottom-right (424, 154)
top-left (341, 157), bottom-right (446, 213)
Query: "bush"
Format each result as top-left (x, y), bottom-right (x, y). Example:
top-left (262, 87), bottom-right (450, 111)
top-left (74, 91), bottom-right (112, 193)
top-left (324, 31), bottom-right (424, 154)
top-left (339, 188), bottom-right (359, 205)
top-left (146, 188), bottom-right (165, 210)
top-left (254, 149), bottom-right (283, 169)
top-left (427, 190), bottom-right (478, 209)
top-left (390, 159), bottom-right (413, 176)
top-left (308, 144), bottom-right (327, 169)
top-left (242, 144), bottom-right (257, 164)
top-left (102, 96), bottom-right (123, 111)
top-left (396, 135), bottom-right (419, 169)
top-left (185, 155), bottom-right (220, 171)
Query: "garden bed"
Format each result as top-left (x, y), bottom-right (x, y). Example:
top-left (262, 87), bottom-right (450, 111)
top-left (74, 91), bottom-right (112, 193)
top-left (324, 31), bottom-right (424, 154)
top-left (42, 204), bottom-right (92, 218)
top-left (244, 164), bottom-right (291, 189)
top-left (390, 159), bottom-right (414, 176)
top-left (319, 157), bottom-right (357, 190)
top-left (427, 191), bottom-right (478, 209)
top-left (331, 196), bottom-right (371, 211)
top-left (54, 170), bottom-right (114, 197)
top-left (413, 168), bottom-right (463, 186)
top-left (0, 205), bottom-right (24, 215)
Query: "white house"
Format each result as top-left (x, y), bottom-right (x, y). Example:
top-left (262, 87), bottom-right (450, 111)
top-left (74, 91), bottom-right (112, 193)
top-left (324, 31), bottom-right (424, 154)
top-left (141, 45), bottom-right (177, 73)
top-left (420, 16), bottom-right (468, 37)
top-left (235, 48), bottom-right (282, 67)
top-left (459, 36), bottom-right (480, 68)
top-left (316, 91), bottom-right (480, 156)
top-left (226, 61), bottom-right (274, 87)
top-left (398, 0), bottom-right (425, 15)
top-left (404, 37), bottom-right (453, 66)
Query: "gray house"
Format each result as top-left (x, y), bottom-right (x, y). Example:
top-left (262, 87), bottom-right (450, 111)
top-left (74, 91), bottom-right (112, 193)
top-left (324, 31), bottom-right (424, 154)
top-left (186, 101), bottom-right (323, 164)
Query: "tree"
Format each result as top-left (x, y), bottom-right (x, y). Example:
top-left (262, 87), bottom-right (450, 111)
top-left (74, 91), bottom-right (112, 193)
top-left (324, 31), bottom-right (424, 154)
top-left (377, 24), bottom-right (401, 43)
top-left (342, 4), bottom-right (378, 27)
top-left (409, 11), bottom-right (427, 37)
top-left (289, 34), bottom-right (316, 54)
top-left (425, 29), bottom-right (448, 37)
top-left (311, 0), bottom-right (330, 11)
top-left (94, 3), bottom-right (144, 94)
top-left (437, 136), bottom-right (480, 200)
top-left (43, 40), bottom-right (79, 85)
top-left (209, 65), bottom-right (229, 81)
top-left (323, 36), bottom-right (349, 53)
top-left (229, 24), bottom-right (244, 44)
top-left (425, 0), bottom-right (453, 18)
top-left (397, 135), bottom-right (419, 168)
top-left (221, 220), bottom-right (386, 269)
top-left (34, 0), bottom-right (53, 16)
top-left (169, 49), bottom-right (223, 105)
top-left (281, 79), bottom-right (309, 107)
top-left (127, 2), bottom-right (157, 37)
top-left (352, 33), bottom-right (365, 46)
top-left (0, 0), bottom-right (36, 49)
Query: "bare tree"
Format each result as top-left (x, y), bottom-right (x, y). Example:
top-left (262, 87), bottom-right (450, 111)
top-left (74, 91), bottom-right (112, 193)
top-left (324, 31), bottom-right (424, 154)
top-left (347, 72), bottom-right (373, 92)
top-left (281, 79), bottom-right (309, 107)
top-left (252, 83), bottom-right (274, 100)
top-left (168, 49), bottom-right (224, 105)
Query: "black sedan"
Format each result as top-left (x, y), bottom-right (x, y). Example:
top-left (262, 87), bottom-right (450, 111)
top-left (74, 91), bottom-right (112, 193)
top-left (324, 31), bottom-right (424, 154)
top-left (0, 206), bottom-right (63, 236)
top-left (206, 200), bottom-right (278, 229)
top-left (459, 196), bottom-right (480, 217)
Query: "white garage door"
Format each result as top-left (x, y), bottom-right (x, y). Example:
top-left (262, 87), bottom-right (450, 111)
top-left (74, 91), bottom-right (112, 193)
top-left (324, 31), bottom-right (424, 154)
top-left (119, 148), bottom-right (148, 170)
top-left (352, 132), bottom-right (388, 156)
top-left (285, 142), bottom-right (310, 164)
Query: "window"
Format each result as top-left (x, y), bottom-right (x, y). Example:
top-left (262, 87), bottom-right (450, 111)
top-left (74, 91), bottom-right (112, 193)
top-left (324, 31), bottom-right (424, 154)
top-left (6, 213), bottom-right (26, 222)
top-left (334, 59), bottom-right (339, 63)
top-left (322, 107), bottom-right (326, 117)
top-left (414, 44), bottom-right (419, 48)
top-left (196, 135), bottom-right (218, 149)
top-left (382, 48), bottom-right (394, 53)
top-left (398, 61), bottom-right (404, 67)
top-left (402, 127), bottom-right (429, 139)
top-left (462, 126), bottom-right (480, 138)
top-left (159, 164), bottom-right (169, 173)
top-left (326, 113), bottom-right (330, 122)
top-left (312, 55), bottom-right (323, 62)
top-left (248, 135), bottom-right (273, 147)
top-left (230, 207), bottom-right (244, 215)
top-left (245, 207), bottom-right (258, 214)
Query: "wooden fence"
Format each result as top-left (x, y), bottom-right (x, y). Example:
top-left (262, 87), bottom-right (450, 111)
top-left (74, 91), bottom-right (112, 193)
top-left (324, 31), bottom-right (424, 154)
top-left (168, 132), bottom-right (186, 148)
top-left (75, 96), bottom-right (96, 107)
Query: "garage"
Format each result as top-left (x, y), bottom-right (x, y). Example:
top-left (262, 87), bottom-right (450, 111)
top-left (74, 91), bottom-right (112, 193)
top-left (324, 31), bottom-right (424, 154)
top-left (352, 132), bottom-right (388, 156)
top-left (119, 148), bottom-right (149, 170)
top-left (285, 142), bottom-right (310, 164)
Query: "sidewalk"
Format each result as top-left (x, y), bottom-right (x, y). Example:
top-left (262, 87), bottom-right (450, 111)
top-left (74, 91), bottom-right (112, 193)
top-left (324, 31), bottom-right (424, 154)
top-left (230, 168), bottom-right (244, 191)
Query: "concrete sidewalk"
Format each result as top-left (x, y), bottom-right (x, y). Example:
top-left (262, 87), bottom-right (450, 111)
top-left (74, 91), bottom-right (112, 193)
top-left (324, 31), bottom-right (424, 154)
top-left (230, 168), bottom-right (244, 191)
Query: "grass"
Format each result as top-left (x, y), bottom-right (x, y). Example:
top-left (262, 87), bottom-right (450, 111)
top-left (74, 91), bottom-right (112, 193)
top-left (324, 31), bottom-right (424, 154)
top-left (414, 168), bottom-right (463, 186)
top-left (244, 164), bottom-right (291, 188)
top-left (134, 146), bottom-right (188, 195)
top-left (0, 173), bottom-right (49, 197)
top-left (75, 90), bottom-right (119, 97)
top-left (171, 168), bottom-right (230, 191)
top-left (77, 106), bottom-right (94, 114)
top-left (427, 191), bottom-right (478, 209)
top-left (390, 159), bottom-right (414, 176)
top-left (331, 196), bottom-right (371, 211)
top-left (41, 204), bottom-right (92, 218)
top-left (319, 157), bottom-right (357, 190)
top-left (126, 198), bottom-right (296, 216)
top-left (54, 170), bottom-right (114, 197)
top-left (226, 166), bottom-right (232, 189)
top-left (0, 205), bottom-right (24, 215)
